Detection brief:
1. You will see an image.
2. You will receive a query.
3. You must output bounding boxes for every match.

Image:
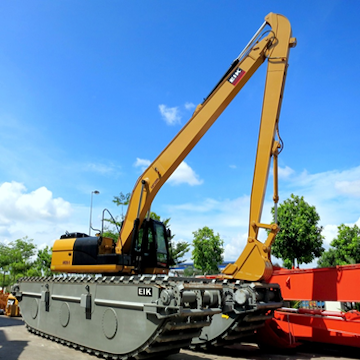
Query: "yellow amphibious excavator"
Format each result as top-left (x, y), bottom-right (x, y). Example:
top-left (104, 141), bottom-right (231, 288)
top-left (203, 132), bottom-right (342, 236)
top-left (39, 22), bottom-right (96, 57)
top-left (13, 13), bottom-right (296, 358)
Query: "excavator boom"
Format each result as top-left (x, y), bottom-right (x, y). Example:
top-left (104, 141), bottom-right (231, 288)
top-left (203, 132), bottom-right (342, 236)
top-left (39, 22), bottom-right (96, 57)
top-left (222, 13), bottom-right (296, 282)
top-left (119, 14), bottom-right (295, 272)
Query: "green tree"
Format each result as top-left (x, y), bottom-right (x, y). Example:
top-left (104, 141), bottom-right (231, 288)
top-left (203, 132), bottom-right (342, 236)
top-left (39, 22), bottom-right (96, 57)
top-left (318, 224), bottom-right (360, 267)
top-left (113, 192), bottom-right (131, 220)
top-left (0, 243), bottom-right (12, 289)
top-left (170, 242), bottom-right (190, 265)
top-left (7, 237), bottom-right (37, 282)
top-left (102, 214), bottom-right (122, 242)
top-left (27, 246), bottom-right (53, 277)
top-left (183, 266), bottom-right (202, 277)
top-left (192, 226), bottom-right (224, 274)
top-left (271, 194), bottom-right (324, 269)
top-left (102, 192), bottom-right (131, 240)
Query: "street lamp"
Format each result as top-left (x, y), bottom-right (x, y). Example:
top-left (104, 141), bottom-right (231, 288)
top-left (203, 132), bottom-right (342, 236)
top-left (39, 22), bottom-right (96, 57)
top-left (89, 190), bottom-right (100, 236)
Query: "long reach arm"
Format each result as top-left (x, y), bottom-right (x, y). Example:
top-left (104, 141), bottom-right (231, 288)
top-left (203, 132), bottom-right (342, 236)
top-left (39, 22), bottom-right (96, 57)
top-left (118, 13), bottom-right (296, 282)
top-left (222, 14), bottom-right (296, 281)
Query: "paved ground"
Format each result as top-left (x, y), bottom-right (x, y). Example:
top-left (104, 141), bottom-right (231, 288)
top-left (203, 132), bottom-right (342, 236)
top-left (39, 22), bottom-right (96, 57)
top-left (0, 316), bottom-right (359, 360)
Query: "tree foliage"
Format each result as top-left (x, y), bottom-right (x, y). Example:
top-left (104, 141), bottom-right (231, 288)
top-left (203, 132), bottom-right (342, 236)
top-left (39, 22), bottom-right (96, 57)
top-left (191, 226), bottom-right (224, 274)
top-left (0, 238), bottom-right (54, 289)
top-left (102, 192), bottom-right (131, 240)
top-left (183, 266), bottom-right (202, 277)
top-left (170, 242), bottom-right (190, 265)
top-left (271, 194), bottom-right (324, 269)
top-left (318, 224), bottom-right (360, 267)
top-left (7, 237), bottom-right (37, 281)
top-left (113, 192), bottom-right (131, 220)
top-left (27, 246), bottom-right (53, 277)
top-left (0, 243), bottom-right (12, 289)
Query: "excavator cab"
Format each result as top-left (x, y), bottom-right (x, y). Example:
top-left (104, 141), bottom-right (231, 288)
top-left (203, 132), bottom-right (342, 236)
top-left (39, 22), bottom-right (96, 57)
top-left (132, 218), bottom-right (170, 272)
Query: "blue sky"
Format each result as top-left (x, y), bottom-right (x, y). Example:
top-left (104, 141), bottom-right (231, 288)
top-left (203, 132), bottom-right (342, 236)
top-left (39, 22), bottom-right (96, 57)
top-left (0, 1), bottom-right (359, 267)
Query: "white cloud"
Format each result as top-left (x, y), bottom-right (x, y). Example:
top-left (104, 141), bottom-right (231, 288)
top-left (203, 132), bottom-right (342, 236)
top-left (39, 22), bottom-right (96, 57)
top-left (229, 164), bottom-right (237, 169)
top-left (278, 165), bottom-right (295, 179)
top-left (133, 158), bottom-right (202, 186)
top-left (0, 181), bottom-right (78, 249)
top-left (165, 195), bottom-right (252, 252)
top-left (159, 104), bottom-right (181, 125)
top-left (224, 232), bottom-right (248, 261)
top-left (168, 198), bottom-right (220, 213)
top-left (335, 179), bottom-right (360, 197)
top-left (158, 102), bottom-right (195, 126)
top-left (322, 224), bottom-right (338, 246)
top-left (83, 162), bottom-right (116, 175)
top-left (279, 165), bottom-right (360, 225)
top-left (282, 166), bottom-right (360, 197)
top-left (168, 161), bottom-right (203, 186)
top-left (134, 158), bottom-right (151, 171)
top-left (184, 102), bottom-right (196, 111)
top-left (0, 182), bottom-right (72, 224)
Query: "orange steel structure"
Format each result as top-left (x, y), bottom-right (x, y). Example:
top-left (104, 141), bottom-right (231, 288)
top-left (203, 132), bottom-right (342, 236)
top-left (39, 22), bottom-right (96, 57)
top-left (266, 309), bottom-right (360, 348)
top-left (257, 264), bottom-right (360, 348)
top-left (269, 264), bottom-right (360, 301)
top-left (0, 292), bottom-right (7, 312)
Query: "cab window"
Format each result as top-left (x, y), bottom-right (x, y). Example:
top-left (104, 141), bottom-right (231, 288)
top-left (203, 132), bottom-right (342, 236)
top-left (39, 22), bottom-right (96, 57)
top-left (154, 223), bottom-right (168, 265)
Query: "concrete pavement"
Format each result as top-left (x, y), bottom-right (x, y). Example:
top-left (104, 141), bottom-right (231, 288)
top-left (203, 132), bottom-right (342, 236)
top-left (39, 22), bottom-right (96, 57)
top-left (0, 316), bottom-right (358, 360)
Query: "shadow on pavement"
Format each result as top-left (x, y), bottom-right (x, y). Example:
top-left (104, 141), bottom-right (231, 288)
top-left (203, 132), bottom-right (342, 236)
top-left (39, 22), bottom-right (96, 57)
top-left (0, 316), bottom-right (24, 327)
top-left (0, 317), bottom-right (27, 360)
top-left (186, 346), bottom-right (273, 360)
top-left (298, 342), bottom-right (360, 360)
top-left (186, 342), bottom-right (358, 360)
top-left (0, 328), bottom-right (28, 360)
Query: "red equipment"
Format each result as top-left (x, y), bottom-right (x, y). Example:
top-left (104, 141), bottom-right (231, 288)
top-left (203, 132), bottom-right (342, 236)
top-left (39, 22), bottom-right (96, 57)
top-left (258, 264), bottom-right (360, 348)
top-left (270, 264), bottom-right (360, 301)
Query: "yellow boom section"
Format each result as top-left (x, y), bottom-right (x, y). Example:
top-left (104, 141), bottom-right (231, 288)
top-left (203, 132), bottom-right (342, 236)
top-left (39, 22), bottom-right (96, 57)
top-left (117, 13), bottom-right (295, 284)
top-left (222, 14), bottom-right (296, 281)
